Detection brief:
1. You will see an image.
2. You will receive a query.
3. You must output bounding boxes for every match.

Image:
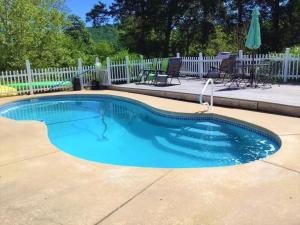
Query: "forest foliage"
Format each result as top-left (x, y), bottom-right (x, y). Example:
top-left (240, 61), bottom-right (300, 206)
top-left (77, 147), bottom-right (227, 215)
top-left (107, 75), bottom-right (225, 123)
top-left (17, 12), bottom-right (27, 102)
top-left (0, 0), bottom-right (299, 70)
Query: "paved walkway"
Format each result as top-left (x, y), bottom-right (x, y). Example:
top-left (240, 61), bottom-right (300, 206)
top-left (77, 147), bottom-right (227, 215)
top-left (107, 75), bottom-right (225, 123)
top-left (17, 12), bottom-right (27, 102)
top-left (117, 78), bottom-right (300, 107)
top-left (0, 91), bottom-right (300, 225)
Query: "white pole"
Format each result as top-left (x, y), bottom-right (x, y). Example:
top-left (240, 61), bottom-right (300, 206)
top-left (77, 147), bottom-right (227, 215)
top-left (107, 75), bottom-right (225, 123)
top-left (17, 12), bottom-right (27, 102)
top-left (238, 50), bottom-right (244, 74)
top-left (95, 57), bottom-right (101, 83)
top-left (198, 52), bottom-right (203, 78)
top-left (25, 60), bottom-right (33, 95)
top-left (176, 53), bottom-right (180, 58)
top-left (125, 56), bottom-right (130, 83)
top-left (106, 57), bottom-right (111, 85)
top-left (140, 55), bottom-right (144, 82)
top-left (78, 58), bottom-right (83, 89)
top-left (95, 56), bottom-right (100, 65)
top-left (238, 49), bottom-right (243, 61)
top-left (140, 55), bottom-right (144, 70)
top-left (283, 48), bottom-right (290, 83)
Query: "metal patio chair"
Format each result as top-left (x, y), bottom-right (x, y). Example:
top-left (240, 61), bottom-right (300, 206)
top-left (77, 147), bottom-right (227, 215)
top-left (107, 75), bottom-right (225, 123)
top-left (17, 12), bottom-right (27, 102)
top-left (136, 58), bottom-right (158, 84)
top-left (206, 55), bottom-right (237, 83)
top-left (255, 60), bottom-right (279, 88)
top-left (154, 58), bottom-right (182, 86)
top-left (223, 59), bottom-right (254, 88)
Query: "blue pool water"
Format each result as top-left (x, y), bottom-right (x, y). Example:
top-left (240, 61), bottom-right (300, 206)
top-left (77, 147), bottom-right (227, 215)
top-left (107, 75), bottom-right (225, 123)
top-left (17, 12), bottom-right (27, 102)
top-left (0, 95), bottom-right (280, 168)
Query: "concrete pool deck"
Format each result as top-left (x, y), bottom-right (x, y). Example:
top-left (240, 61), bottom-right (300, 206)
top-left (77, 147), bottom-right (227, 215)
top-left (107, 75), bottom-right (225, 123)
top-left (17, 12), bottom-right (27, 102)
top-left (0, 90), bottom-right (300, 225)
top-left (111, 78), bottom-right (300, 117)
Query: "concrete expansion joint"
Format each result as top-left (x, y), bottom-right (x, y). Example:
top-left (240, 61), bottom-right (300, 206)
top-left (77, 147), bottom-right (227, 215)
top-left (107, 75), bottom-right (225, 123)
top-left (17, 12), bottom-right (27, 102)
top-left (94, 169), bottom-right (173, 225)
top-left (0, 151), bottom-right (58, 168)
top-left (261, 160), bottom-right (300, 174)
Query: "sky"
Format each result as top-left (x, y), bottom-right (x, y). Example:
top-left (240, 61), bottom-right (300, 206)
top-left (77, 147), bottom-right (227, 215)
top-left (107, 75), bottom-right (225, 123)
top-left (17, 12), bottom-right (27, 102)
top-left (65, 0), bottom-right (113, 26)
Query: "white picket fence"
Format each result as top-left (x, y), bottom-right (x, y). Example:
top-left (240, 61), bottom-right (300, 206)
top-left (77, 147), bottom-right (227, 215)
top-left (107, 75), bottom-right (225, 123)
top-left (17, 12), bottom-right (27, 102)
top-left (1, 48), bottom-right (299, 97)
top-left (0, 59), bottom-right (108, 96)
top-left (180, 50), bottom-right (300, 81)
top-left (108, 57), bottom-right (165, 83)
top-left (107, 48), bottom-right (300, 84)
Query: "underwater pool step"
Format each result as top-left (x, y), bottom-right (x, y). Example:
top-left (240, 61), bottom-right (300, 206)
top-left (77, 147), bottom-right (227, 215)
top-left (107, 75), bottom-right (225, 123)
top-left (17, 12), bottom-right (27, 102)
top-left (154, 136), bottom-right (234, 161)
top-left (143, 116), bottom-right (223, 131)
top-left (168, 127), bottom-right (227, 139)
top-left (163, 133), bottom-right (232, 151)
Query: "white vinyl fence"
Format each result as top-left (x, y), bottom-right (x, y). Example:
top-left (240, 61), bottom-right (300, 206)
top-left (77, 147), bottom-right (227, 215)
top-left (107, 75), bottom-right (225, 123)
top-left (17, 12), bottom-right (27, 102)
top-left (180, 49), bottom-right (300, 82)
top-left (0, 58), bottom-right (108, 96)
top-left (108, 57), bottom-right (166, 83)
top-left (107, 48), bottom-right (300, 84)
top-left (1, 48), bottom-right (299, 97)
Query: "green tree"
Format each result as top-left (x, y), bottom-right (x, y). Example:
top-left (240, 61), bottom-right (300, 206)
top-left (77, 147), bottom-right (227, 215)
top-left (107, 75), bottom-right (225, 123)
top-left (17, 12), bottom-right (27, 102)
top-left (93, 42), bottom-right (115, 61)
top-left (290, 45), bottom-right (300, 55)
top-left (86, 1), bottom-right (109, 27)
top-left (284, 0), bottom-right (300, 47)
top-left (65, 15), bottom-right (92, 46)
top-left (0, 0), bottom-right (72, 69)
top-left (106, 0), bottom-right (230, 56)
top-left (204, 26), bottom-right (239, 56)
top-left (172, 0), bottom-right (225, 55)
top-left (64, 15), bottom-right (96, 65)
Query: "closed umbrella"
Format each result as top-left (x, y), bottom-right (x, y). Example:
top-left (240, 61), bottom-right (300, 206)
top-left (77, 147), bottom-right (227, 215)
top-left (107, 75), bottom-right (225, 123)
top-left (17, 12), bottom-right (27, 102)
top-left (245, 7), bottom-right (261, 86)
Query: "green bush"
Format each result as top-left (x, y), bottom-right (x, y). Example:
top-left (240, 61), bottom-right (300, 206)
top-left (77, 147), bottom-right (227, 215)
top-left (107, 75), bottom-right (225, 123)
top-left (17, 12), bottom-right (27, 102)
top-left (290, 45), bottom-right (300, 55)
top-left (110, 50), bottom-right (141, 61)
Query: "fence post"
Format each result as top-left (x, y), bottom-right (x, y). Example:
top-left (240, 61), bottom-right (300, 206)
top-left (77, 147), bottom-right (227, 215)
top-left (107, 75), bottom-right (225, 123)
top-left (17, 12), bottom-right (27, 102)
top-left (25, 60), bottom-right (33, 95)
top-left (238, 50), bottom-right (243, 61)
top-left (78, 58), bottom-right (83, 89)
top-left (140, 55), bottom-right (144, 70)
top-left (95, 56), bottom-right (100, 65)
top-left (238, 50), bottom-right (244, 74)
top-left (106, 57), bottom-right (112, 85)
top-left (283, 48), bottom-right (290, 83)
top-left (125, 55), bottom-right (130, 83)
top-left (198, 52), bottom-right (203, 78)
top-left (95, 57), bottom-right (101, 83)
top-left (140, 55), bottom-right (144, 82)
top-left (176, 53), bottom-right (180, 58)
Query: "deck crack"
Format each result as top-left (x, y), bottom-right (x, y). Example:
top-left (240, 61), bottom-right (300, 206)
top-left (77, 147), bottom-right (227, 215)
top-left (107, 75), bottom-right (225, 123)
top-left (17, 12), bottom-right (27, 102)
top-left (261, 160), bottom-right (300, 174)
top-left (94, 169), bottom-right (173, 225)
top-left (0, 151), bottom-right (58, 168)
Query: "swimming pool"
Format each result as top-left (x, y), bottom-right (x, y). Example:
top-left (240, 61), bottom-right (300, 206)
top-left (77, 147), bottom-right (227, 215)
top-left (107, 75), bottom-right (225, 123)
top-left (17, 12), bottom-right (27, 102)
top-left (0, 95), bottom-right (280, 168)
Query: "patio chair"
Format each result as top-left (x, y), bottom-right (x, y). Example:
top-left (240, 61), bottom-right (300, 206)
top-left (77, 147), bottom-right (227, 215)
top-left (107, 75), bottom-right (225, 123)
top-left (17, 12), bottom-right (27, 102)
top-left (225, 59), bottom-right (280, 89)
top-left (149, 58), bottom-right (169, 84)
top-left (205, 55), bottom-right (237, 82)
top-left (255, 60), bottom-right (279, 88)
top-left (154, 58), bottom-right (182, 86)
top-left (224, 58), bottom-right (252, 88)
top-left (136, 58), bottom-right (158, 84)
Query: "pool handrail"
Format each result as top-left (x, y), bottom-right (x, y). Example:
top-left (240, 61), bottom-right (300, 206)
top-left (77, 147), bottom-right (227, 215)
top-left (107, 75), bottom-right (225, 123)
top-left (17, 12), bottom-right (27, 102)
top-left (199, 78), bottom-right (214, 111)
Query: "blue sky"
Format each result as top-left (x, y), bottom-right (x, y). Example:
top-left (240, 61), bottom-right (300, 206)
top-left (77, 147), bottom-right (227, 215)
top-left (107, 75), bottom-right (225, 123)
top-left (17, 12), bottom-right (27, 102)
top-left (65, 0), bottom-right (113, 26)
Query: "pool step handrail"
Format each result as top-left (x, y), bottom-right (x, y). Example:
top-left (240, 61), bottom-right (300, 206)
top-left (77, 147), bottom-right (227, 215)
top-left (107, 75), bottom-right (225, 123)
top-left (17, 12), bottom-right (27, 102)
top-left (199, 78), bottom-right (214, 111)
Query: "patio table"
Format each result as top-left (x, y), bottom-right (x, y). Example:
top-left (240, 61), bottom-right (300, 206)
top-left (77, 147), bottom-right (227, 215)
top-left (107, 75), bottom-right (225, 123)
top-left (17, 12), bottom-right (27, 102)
top-left (234, 62), bottom-right (270, 87)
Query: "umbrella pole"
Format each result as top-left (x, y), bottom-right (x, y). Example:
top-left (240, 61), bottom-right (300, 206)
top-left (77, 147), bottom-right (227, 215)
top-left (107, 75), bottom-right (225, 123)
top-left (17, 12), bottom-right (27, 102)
top-left (251, 51), bottom-right (255, 86)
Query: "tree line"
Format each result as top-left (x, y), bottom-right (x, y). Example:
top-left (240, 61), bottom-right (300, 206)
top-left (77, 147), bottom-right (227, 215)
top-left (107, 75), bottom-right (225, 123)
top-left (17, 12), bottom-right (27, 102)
top-left (0, 0), bottom-right (299, 70)
top-left (87, 0), bottom-right (300, 57)
top-left (0, 0), bottom-right (137, 70)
